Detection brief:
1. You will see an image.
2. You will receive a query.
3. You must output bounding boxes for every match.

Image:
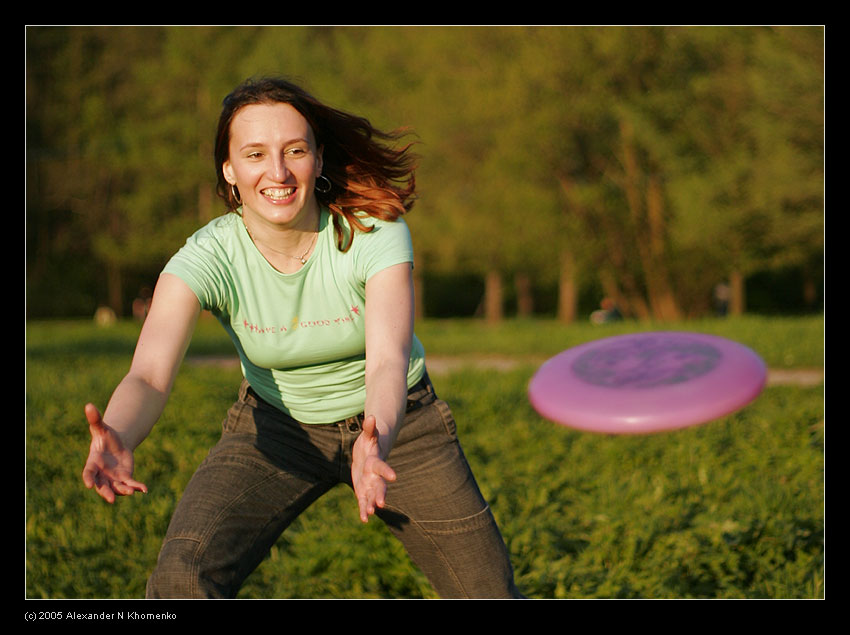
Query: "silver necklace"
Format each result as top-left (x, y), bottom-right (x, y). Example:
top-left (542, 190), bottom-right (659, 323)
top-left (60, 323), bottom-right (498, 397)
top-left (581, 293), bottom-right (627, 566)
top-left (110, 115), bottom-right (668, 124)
top-left (243, 221), bottom-right (318, 265)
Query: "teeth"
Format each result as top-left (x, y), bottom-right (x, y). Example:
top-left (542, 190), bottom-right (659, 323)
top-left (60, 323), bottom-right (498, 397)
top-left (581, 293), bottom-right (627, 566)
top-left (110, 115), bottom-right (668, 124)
top-left (263, 187), bottom-right (295, 200)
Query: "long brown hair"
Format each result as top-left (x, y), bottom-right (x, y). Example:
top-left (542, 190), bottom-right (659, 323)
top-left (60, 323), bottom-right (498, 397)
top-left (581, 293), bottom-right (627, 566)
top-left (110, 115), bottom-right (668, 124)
top-left (214, 77), bottom-right (417, 251)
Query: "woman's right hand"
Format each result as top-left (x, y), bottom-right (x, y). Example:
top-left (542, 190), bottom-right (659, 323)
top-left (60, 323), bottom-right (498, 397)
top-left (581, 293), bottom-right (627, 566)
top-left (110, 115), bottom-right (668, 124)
top-left (79, 275), bottom-right (201, 504)
top-left (82, 403), bottom-right (148, 503)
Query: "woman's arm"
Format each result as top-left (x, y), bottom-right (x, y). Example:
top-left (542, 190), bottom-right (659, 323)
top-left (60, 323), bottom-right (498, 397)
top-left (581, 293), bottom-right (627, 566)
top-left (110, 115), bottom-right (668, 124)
top-left (82, 273), bottom-right (201, 502)
top-left (351, 262), bottom-right (415, 522)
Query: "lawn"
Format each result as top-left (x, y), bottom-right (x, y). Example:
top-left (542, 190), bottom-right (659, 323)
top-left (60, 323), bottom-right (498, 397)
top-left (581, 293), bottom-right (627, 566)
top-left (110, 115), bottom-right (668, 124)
top-left (25, 315), bottom-right (824, 599)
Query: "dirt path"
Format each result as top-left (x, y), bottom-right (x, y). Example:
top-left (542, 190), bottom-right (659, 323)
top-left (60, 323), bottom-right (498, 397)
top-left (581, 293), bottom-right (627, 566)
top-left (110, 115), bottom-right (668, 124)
top-left (424, 356), bottom-right (823, 386)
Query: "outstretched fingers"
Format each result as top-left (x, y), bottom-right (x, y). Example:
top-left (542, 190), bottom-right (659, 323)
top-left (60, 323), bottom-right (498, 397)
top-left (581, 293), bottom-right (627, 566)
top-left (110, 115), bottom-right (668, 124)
top-left (354, 416), bottom-right (397, 522)
top-left (82, 403), bottom-right (148, 503)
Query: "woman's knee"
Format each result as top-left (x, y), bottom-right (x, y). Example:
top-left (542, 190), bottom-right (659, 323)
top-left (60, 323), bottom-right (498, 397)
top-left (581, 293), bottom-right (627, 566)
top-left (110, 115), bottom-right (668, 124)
top-left (382, 504), bottom-right (522, 598)
top-left (146, 536), bottom-right (234, 599)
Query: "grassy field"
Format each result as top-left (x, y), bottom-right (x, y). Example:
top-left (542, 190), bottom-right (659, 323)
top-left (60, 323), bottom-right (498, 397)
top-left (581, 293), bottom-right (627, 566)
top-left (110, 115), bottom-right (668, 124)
top-left (25, 315), bottom-right (824, 599)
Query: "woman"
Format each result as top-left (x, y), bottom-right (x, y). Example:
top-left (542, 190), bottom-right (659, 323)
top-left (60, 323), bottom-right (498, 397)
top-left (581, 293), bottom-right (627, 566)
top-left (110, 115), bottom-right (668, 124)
top-left (82, 77), bottom-right (522, 599)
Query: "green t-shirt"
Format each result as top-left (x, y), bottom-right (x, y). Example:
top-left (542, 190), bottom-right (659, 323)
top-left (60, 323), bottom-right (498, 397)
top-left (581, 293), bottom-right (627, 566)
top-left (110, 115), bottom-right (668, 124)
top-left (163, 208), bottom-right (426, 423)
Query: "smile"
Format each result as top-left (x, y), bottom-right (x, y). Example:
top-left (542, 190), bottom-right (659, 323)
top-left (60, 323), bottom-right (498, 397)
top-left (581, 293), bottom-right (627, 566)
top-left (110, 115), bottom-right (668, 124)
top-left (262, 187), bottom-right (296, 200)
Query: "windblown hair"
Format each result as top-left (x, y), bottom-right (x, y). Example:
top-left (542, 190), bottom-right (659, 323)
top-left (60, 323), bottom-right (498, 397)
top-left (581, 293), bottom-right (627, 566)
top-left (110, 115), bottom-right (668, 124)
top-left (214, 77), bottom-right (417, 251)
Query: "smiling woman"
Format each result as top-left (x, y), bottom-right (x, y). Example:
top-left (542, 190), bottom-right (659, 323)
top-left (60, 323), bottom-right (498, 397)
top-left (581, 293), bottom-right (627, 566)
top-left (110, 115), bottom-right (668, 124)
top-left (81, 76), bottom-right (523, 599)
top-left (222, 102), bottom-right (324, 273)
top-left (214, 78), bottom-right (417, 253)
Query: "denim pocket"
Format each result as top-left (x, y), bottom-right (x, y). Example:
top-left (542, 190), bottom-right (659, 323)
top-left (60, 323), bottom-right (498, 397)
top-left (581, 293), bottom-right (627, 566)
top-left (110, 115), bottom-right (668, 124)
top-left (222, 400), bottom-right (254, 435)
top-left (433, 399), bottom-right (459, 439)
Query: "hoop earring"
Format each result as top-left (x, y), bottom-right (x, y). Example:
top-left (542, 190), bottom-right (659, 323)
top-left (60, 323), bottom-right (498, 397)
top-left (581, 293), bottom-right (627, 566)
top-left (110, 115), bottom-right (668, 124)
top-left (231, 184), bottom-right (242, 205)
top-left (315, 175), bottom-right (332, 194)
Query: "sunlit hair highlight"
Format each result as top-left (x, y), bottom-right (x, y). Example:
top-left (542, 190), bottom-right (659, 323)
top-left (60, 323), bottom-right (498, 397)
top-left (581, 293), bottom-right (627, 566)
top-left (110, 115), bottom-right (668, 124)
top-left (214, 77), bottom-right (417, 251)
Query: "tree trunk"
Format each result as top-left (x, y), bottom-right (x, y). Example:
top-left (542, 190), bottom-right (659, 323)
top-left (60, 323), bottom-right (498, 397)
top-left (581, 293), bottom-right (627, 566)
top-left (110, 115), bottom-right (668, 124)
top-left (645, 173), bottom-right (681, 321)
top-left (730, 270), bottom-right (745, 316)
top-left (107, 260), bottom-right (123, 317)
top-left (515, 273), bottom-right (534, 318)
top-left (484, 270), bottom-right (503, 323)
top-left (197, 83), bottom-right (214, 222)
top-left (802, 264), bottom-right (820, 309)
top-left (413, 270), bottom-right (425, 321)
top-left (557, 251), bottom-right (577, 324)
top-left (619, 119), bottom-right (681, 321)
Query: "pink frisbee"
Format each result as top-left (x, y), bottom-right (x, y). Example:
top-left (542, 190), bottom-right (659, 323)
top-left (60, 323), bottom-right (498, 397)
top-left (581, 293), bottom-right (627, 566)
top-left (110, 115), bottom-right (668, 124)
top-left (528, 332), bottom-right (767, 434)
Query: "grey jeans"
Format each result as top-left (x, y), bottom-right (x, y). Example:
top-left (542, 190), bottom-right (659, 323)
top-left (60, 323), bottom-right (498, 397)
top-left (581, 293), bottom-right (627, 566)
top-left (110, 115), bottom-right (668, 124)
top-left (146, 372), bottom-right (522, 598)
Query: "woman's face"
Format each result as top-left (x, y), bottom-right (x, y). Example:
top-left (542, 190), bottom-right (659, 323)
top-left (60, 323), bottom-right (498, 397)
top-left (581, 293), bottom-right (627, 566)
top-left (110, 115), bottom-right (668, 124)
top-left (223, 102), bottom-right (324, 232)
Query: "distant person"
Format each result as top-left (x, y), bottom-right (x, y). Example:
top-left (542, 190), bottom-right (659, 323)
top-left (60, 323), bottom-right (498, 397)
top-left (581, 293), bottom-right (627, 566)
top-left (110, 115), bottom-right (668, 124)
top-left (131, 286), bottom-right (153, 321)
top-left (714, 282), bottom-right (730, 317)
top-left (93, 306), bottom-right (117, 327)
top-left (81, 77), bottom-right (522, 599)
top-left (590, 297), bottom-right (622, 325)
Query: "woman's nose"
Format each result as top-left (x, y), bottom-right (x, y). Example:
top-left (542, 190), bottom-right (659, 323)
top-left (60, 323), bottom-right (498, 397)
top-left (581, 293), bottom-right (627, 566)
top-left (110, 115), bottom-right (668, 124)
top-left (270, 153), bottom-right (290, 181)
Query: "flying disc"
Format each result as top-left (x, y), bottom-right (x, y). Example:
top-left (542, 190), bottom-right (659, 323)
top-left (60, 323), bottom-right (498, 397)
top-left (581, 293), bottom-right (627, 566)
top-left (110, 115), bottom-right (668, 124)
top-left (528, 332), bottom-right (766, 434)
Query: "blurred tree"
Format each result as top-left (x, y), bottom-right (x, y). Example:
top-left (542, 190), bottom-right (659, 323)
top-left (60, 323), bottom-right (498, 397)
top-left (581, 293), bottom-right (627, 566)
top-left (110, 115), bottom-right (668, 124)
top-left (26, 26), bottom-right (823, 320)
top-left (547, 27), bottom-right (690, 321)
top-left (27, 26), bottom-right (167, 316)
top-left (115, 27), bottom-right (264, 265)
top-left (27, 26), bottom-right (267, 316)
top-left (662, 26), bottom-right (823, 315)
top-left (378, 27), bottom-right (564, 322)
top-left (748, 27), bottom-right (823, 309)
top-left (519, 26), bottom-right (823, 320)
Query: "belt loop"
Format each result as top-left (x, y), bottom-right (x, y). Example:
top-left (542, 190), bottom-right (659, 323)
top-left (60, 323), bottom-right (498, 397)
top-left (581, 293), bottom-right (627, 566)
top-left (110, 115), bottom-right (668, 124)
top-left (344, 413), bottom-right (364, 432)
top-left (405, 370), bottom-right (435, 413)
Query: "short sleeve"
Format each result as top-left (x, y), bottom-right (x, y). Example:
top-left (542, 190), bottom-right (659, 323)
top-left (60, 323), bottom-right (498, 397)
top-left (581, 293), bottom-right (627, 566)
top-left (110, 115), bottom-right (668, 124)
top-left (161, 227), bottom-right (230, 314)
top-left (354, 217), bottom-right (414, 282)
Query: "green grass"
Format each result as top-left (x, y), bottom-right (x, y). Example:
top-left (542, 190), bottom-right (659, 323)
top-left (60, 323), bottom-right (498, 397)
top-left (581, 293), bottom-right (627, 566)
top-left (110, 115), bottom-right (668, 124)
top-left (25, 316), bottom-right (824, 598)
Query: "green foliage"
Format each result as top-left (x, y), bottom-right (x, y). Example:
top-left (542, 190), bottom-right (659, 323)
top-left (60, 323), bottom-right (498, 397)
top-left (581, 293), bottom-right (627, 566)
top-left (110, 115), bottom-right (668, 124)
top-left (26, 26), bottom-right (823, 319)
top-left (26, 317), bottom-right (823, 598)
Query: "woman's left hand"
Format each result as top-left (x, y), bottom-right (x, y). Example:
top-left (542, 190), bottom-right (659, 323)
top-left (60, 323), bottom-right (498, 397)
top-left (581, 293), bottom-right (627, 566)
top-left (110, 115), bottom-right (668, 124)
top-left (351, 415), bottom-right (397, 523)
